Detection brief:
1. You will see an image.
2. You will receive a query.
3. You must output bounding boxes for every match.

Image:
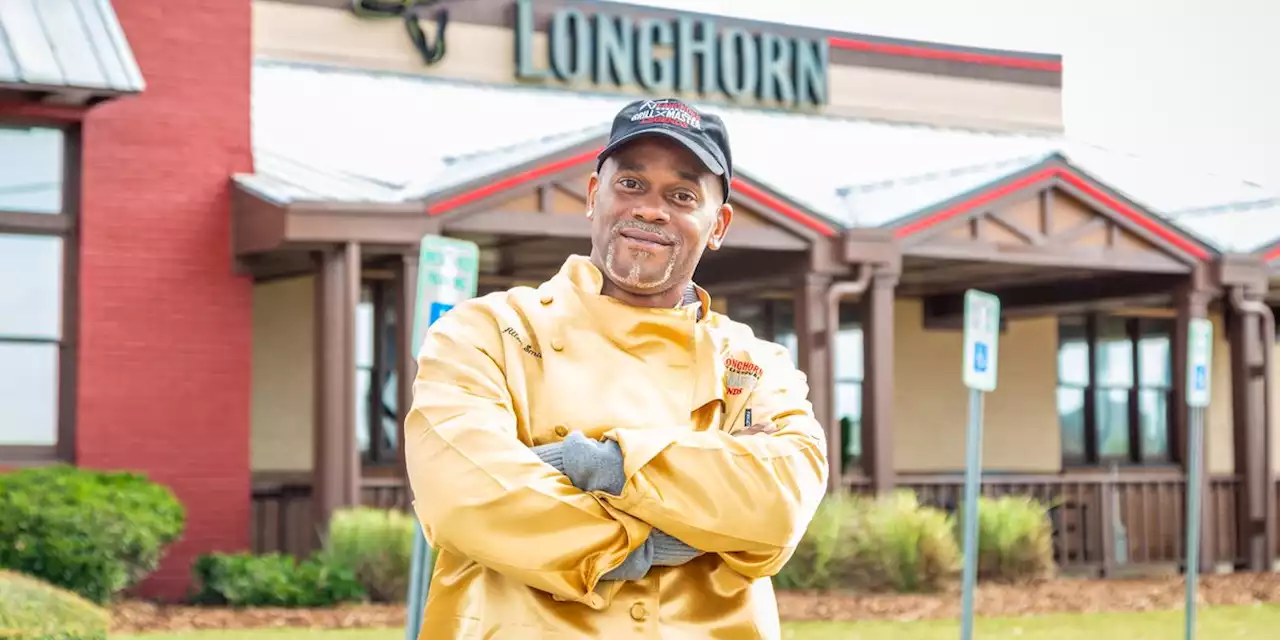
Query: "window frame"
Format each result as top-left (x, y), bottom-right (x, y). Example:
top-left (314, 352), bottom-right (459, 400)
top-left (356, 278), bottom-right (402, 469)
top-left (1058, 313), bottom-right (1175, 468)
top-left (0, 119), bottom-right (81, 464)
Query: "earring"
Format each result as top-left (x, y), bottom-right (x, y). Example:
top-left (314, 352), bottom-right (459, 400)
top-left (585, 208), bottom-right (593, 218)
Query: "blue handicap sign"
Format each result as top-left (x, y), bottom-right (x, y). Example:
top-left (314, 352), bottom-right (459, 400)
top-left (429, 302), bottom-right (454, 325)
top-left (1193, 364), bottom-right (1207, 391)
top-left (973, 342), bottom-right (989, 373)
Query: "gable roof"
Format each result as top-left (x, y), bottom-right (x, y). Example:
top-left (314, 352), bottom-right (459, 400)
top-left (239, 59), bottom-right (1279, 260)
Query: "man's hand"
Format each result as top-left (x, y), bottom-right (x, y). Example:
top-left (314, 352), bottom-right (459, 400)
top-left (735, 423), bottom-right (778, 436)
top-left (531, 433), bottom-right (704, 577)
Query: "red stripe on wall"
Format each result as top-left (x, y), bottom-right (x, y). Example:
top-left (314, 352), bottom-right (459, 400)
top-left (893, 166), bottom-right (1210, 260)
top-left (828, 37), bottom-right (1063, 72)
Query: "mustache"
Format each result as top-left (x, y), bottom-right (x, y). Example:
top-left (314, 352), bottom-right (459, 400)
top-left (611, 219), bottom-right (679, 245)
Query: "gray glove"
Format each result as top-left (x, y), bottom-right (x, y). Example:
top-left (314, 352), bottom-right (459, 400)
top-left (533, 433), bottom-right (704, 574)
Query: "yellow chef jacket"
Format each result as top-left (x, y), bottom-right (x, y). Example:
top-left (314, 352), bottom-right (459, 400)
top-left (404, 254), bottom-right (829, 639)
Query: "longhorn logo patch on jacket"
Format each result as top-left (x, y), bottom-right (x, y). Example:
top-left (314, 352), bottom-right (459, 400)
top-left (724, 357), bottom-right (762, 396)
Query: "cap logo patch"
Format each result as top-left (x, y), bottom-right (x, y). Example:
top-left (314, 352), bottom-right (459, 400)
top-left (631, 100), bottom-right (703, 130)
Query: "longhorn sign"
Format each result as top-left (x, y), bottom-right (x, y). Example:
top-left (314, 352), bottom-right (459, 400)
top-left (350, 0), bottom-right (450, 66)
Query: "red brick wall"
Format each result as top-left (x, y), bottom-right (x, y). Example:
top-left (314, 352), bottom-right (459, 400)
top-left (73, 0), bottom-right (254, 600)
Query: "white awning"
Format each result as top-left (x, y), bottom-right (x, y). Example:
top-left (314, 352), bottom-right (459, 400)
top-left (0, 0), bottom-right (145, 102)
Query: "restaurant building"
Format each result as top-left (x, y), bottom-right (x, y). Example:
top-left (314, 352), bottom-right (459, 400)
top-left (4, 0), bottom-right (1280, 598)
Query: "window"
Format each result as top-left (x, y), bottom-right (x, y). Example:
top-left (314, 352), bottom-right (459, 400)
top-left (1057, 314), bottom-right (1173, 465)
top-left (833, 323), bottom-right (863, 471)
top-left (730, 297), bottom-right (863, 471)
top-left (355, 280), bottom-right (401, 467)
top-left (0, 125), bottom-right (76, 462)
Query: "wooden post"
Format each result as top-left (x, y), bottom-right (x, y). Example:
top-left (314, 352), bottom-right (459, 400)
top-left (313, 243), bottom-right (362, 544)
top-left (864, 267), bottom-right (898, 496)
top-left (1228, 285), bottom-right (1274, 571)
top-left (795, 272), bottom-right (836, 492)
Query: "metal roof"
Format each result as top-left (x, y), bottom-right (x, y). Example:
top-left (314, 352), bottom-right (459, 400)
top-left (245, 60), bottom-right (1280, 254)
top-left (1165, 198), bottom-right (1280, 254)
top-left (236, 150), bottom-right (406, 206)
top-left (0, 0), bottom-right (145, 97)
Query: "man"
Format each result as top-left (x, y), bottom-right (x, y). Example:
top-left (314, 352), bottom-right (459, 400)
top-left (404, 98), bottom-right (829, 638)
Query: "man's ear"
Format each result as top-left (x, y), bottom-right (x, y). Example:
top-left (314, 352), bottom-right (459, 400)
top-left (706, 203), bottom-right (733, 250)
top-left (586, 172), bottom-right (600, 218)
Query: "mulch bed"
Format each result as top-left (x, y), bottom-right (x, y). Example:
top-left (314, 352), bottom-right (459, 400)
top-left (110, 573), bottom-right (1280, 633)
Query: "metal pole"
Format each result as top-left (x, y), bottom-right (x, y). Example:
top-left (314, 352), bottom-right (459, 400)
top-left (959, 388), bottom-right (985, 640)
top-left (1184, 406), bottom-right (1205, 640)
top-left (404, 520), bottom-right (428, 640)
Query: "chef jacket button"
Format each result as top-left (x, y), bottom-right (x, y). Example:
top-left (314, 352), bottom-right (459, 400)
top-left (629, 602), bottom-right (648, 621)
top-left (550, 337), bottom-right (564, 351)
top-left (540, 293), bottom-right (553, 305)
top-left (587, 594), bottom-right (604, 609)
top-left (554, 425), bottom-right (568, 437)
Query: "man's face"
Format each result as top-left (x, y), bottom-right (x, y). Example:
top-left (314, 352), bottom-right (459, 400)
top-left (586, 137), bottom-right (732, 296)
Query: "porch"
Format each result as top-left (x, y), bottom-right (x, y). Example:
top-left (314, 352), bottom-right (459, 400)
top-left (232, 65), bottom-right (1279, 579)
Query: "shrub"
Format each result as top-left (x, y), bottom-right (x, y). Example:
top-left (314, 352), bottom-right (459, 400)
top-left (957, 495), bottom-right (1056, 583)
top-left (191, 552), bottom-right (365, 608)
top-left (0, 570), bottom-right (109, 640)
top-left (323, 507), bottom-right (416, 602)
top-left (0, 465), bottom-right (186, 604)
top-left (832, 491), bottom-right (961, 593)
top-left (773, 494), bottom-right (859, 590)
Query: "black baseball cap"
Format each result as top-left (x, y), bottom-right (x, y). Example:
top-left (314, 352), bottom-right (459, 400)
top-left (596, 98), bottom-right (733, 202)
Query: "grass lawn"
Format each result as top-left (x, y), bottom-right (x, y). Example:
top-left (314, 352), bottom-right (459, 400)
top-left (115, 604), bottom-right (1280, 639)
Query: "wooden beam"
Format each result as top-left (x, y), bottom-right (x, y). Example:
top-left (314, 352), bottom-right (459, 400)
top-left (985, 210), bottom-right (1043, 245)
top-left (694, 250), bottom-right (808, 287)
top-left (922, 273), bottom-right (1184, 321)
top-left (907, 242), bottom-right (1188, 273)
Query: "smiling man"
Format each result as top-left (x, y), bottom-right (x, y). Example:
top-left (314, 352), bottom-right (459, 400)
top-left (403, 98), bottom-right (830, 639)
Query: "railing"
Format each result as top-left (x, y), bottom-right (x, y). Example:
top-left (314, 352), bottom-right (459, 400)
top-left (897, 472), bottom-right (1243, 576)
top-left (251, 473), bottom-right (1268, 572)
top-left (250, 476), bottom-right (412, 557)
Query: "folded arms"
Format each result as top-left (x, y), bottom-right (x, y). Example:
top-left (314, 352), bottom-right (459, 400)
top-left (404, 303), bottom-right (829, 601)
top-left (403, 304), bottom-right (651, 606)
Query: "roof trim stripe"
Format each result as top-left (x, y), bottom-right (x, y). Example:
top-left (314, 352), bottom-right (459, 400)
top-left (1263, 244), bottom-right (1280, 263)
top-left (828, 37), bottom-right (1062, 72)
top-left (1057, 169), bottom-right (1209, 260)
top-left (426, 149), bottom-right (601, 215)
top-left (426, 148), bottom-right (838, 237)
top-left (894, 167), bottom-right (1051, 237)
top-left (893, 165), bottom-right (1211, 260)
top-left (730, 178), bottom-right (836, 236)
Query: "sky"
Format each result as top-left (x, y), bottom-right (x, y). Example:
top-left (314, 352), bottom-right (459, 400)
top-left (631, 0), bottom-right (1280, 191)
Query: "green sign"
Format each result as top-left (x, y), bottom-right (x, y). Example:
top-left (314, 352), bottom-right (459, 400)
top-left (514, 0), bottom-right (829, 107)
top-left (404, 234), bottom-right (480, 640)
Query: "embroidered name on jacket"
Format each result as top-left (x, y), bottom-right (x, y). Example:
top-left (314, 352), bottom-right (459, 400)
top-left (502, 326), bottom-right (542, 359)
top-left (724, 357), bottom-right (762, 396)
